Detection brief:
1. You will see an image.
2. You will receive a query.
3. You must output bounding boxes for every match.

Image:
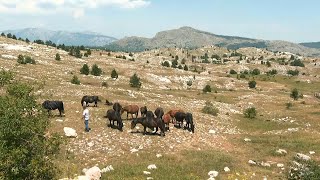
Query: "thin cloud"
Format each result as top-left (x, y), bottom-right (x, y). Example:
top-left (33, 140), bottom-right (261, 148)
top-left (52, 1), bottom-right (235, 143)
top-left (0, 0), bottom-right (150, 17)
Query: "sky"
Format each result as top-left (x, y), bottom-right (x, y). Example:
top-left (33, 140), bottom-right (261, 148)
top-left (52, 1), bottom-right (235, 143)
top-left (0, 0), bottom-right (319, 43)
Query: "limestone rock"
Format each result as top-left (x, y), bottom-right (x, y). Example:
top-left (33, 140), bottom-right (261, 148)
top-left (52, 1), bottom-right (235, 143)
top-left (64, 127), bottom-right (77, 137)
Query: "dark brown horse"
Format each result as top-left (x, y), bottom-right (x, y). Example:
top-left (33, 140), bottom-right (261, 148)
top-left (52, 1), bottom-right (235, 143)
top-left (105, 109), bottom-right (123, 131)
top-left (140, 106), bottom-right (147, 117)
top-left (185, 112), bottom-right (195, 133)
top-left (167, 109), bottom-right (184, 124)
top-left (121, 105), bottom-right (139, 120)
top-left (174, 112), bottom-right (186, 128)
top-left (154, 107), bottom-right (164, 119)
top-left (131, 117), bottom-right (165, 137)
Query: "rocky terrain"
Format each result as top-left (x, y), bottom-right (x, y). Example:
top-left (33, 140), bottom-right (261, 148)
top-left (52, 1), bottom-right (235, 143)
top-left (1, 36), bottom-right (320, 179)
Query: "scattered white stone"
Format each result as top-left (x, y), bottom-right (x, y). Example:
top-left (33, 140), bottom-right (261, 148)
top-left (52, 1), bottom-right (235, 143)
top-left (261, 162), bottom-right (271, 167)
top-left (77, 176), bottom-right (89, 180)
top-left (309, 151), bottom-right (315, 155)
top-left (146, 177), bottom-right (153, 180)
top-left (288, 128), bottom-right (298, 132)
top-left (85, 166), bottom-right (101, 180)
top-left (295, 153), bottom-right (311, 161)
top-left (209, 130), bottom-right (216, 134)
top-left (143, 171), bottom-right (151, 175)
top-left (63, 127), bottom-right (77, 137)
top-left (277, 163), bottom-right (284, 168)
top-left (276, 149), bottom-right (287, 155)
top-left (263, 176), bottom-right (267, 180)
top-left (56, 119), bottom-right (63, 122)
top-left (147, 164), bottom-right (157, 170)
top-left (156, 154), bottom-right (162, 158)
top-left (207, 177), bottom-right (215, 180)
top-left (130, 148), bottom-right (139, 153)
top-left (224, 167), bottom-right (230, 172)
top-left (248, 160), bottom-right (257, 165)
top-left (208, 170), bottom-right (219, 177)
top-left (244, 138), bottom-right (251, 142)
top-left (101, 165), bottom-right (114, 173)
top-left (1, 54), bottom-right (17, 59)
top-left (87, 142), bottom-right (94, 147)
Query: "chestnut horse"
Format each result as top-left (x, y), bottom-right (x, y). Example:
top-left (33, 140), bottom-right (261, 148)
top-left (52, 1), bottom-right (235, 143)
top-left (162, 113), bottom-right (171, 131)
top-left (140, 106), bottom-right (147, 117)
top-left (121, 105), bottom-right (139, 120)
top-left (167, 109), bottom-right (184, 124)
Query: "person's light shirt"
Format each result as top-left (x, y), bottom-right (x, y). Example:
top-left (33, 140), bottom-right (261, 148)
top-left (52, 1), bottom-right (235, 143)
top-left (83, 109), bottom-right (89, 121)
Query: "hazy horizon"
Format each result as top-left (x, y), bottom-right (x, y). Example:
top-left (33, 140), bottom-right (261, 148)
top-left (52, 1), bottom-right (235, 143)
top-left (0, 0), bottom-right (319, 43)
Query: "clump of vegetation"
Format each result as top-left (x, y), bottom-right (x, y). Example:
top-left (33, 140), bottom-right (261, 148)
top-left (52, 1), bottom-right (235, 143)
top-left (240, 74), bottom-right (246, 78)
top-left (17, 55), bottom-right (36, 64)
top-left (0, 69), bottom-right (14, 87)
top-left (266, 60), bottom-right (271, 67)
top-left (290, 59), bottom-right (305, 67)
top-left (248, 80), bottom-right (257, 88)
top-left (111, 69), bottom-right (118, 79)
top-left (130, 73), bottom-right (142, 88)
top-left (202, 101), bottom-right (219, 116)
top-left (0, 76), bottom-right (61, 179)
top-left (244, 107), bottom-right (257, 119)
top-left (287, 69), bottom-right (299, 76)
top-left (203, 84), bottom-right (212, 93)
top-left (266, 69), bottom-right (277, 75)
top-left (80, 64), bottom-right (90, 75)
top-left (178, 65), bottom-right (183, 69)
top-left (287, 159), bottom-right (320, 180)
top-left (71, 75), bottom-right (80, 85)
top-left (101, 81), bottom-right (108, 87)
top-left (184, 65), bottom-right (188, 71)
top-left (250, 68), bottom-right (260, 75)
top-left (229, 69), bottom-right (237, 74)
top-left (290, 88), bottom-right (301, 100)
top-left (186, 80), bottom-right (193, 87)
top-left (171, 59), bottom-right (178, 68)
top-left (162, 61), bottom-right (170, 67)
top-left (55, 53), bottom-right (61, 61)
top-left (91, 64), bottom-right (102, 76)
top-left (286, 102), bottom-right (293, 109)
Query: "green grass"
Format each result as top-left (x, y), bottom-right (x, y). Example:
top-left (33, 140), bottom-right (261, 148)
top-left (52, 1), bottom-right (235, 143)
top-left (102, 150), bottom-right (233, 180)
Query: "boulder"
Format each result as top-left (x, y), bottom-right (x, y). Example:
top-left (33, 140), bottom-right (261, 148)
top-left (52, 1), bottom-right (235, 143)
top-left (208, 170), bottom-right (219, 177)
top-left (143, 171), bottom-right (151, 175)
top-left (224, 167), bottom-right (230, 172)
top-left (64, 127), bottom-right (77, 137)
top-left (147, 164), bottom-right (157, 170)
top-left (295, 153), bottom-right (311, 161)
top-left (85, 166), bottom-right (101, 180)
top-left (276, 149), bottom-right (287, 155)
top-left (248, 160), bottom-right (257, 165)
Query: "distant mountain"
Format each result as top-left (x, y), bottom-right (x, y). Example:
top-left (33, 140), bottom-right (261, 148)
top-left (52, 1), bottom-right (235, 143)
top-left (2, 28), bottom-right (117, 46)
top-left (300, 42), bottom-right (320, 49)
top-left (106, 26), bottom-right (320, 57)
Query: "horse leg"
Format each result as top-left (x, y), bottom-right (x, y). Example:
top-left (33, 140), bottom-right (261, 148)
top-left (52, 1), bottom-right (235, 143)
top-left (143, 126), bottom-right (147, 135)
top-left (127, 112), bottom-right (128, 120)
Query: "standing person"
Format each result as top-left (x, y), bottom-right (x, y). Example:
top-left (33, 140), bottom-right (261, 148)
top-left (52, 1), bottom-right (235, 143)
top-left (83, 102), bottom-right (90, 132)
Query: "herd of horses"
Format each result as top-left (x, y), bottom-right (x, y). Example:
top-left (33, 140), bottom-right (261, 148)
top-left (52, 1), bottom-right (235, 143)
top-left (42, 96), bottom-right (195, 137)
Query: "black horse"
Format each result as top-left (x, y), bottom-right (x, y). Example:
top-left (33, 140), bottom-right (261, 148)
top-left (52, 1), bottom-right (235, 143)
top-left (185, 113), bottom-right (195, 133)
top-left (81, 96), bottom-right (101, 107)
top-left (174, 112), bottom-right (186, 128)
top-left (42, 100), bottom-right (64, 116)
top-left (105, 109), bottom-right (123, 131)
top-left (154, 107), bottom-right (164, 119)
top-left (146, 111), bottom-right (154, 118)
top-left (113, 102), bottom-right (122, 115)
top-left (140, 106), bottom-right (147, 117)
top-left (131, 116), bottom-right (165, 137)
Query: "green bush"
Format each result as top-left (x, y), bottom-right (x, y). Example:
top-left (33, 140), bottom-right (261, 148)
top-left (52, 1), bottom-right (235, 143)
top-left (162, 61), bottom-right (170, 67)
top-left (187, 80), bottom-right (192, 87)
top-left (290, 88), bottom-right (300, 100)
top-left (91, 64), bottom-right (102, 76)
top-left (111, 69), bottom-right (118, 79)
top-left (288, 159), bottom-right (320, 180)
top-left (102, 81), bottom-right (108, 87)
top-left (178, 65), bottom-right (183, 69)
top-left (130, 73), bottom-right (142, 88)
top-left (286, 102), bottom-right (293, 109)
top-left (251, 68), bottom-right (260, 75)
top-left (80, 64), bottom-right (90, 75)
top-left (240, 74), bottom-right (246, 78)
top-left (55, 53), bottom-right (61, 61)
top-left (202, 101), bottom-right (219, 116)
top-left (287, 69), bottom-right (299, 76)
top-left (71, 75), bottom-right (80, 85)
top-left (0, 69), bottom-right (14, 87)
top-left (184, 65), bottom-right (188, 71)
top-left (0, 81), bottom-right (61, 179)
top-left (17, 55), bottom-right (35, 64)
top-left (229, 69), bottom-right (237, 74)
top-left (203, 85), bottom-right (212, 93)
top-left (171, 59), bottom-right (178, 68)
top-left (248, 80), bottom-right (256, 88)
top-left (266, 69), bottom-right (278, 75)
top-left (266, 61), bottom-right (271, 67)
top-left (244, 107), bottom-right (257, 119)
top-left (290, 59), bottom-right (305, 67)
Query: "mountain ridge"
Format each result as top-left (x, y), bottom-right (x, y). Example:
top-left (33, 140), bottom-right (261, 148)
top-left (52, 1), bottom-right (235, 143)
top-left (2, 28), bottom-right (117, 47)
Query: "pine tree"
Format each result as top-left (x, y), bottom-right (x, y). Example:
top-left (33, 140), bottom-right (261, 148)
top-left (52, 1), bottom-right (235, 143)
top-left (0, 32), bottom-right (5, 36)
top-left (71, 75), bottom-right (80, 85)
top-left (55, 53), bottom-right (61, 61)
top-left (80, 64), bottom-right (90, 75)
top-left (184, 65), bottom-right (188, 71)
top-left (130, 73), bottom-right (142, 88)
top-left (6, 33), bottom-right (12, 38)
top-left (111, 69), bottom-right (118, 79)
top-left (91, 64), bottom-right (102, 76)
top-left (25, 38), bottom-right (30, 43)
